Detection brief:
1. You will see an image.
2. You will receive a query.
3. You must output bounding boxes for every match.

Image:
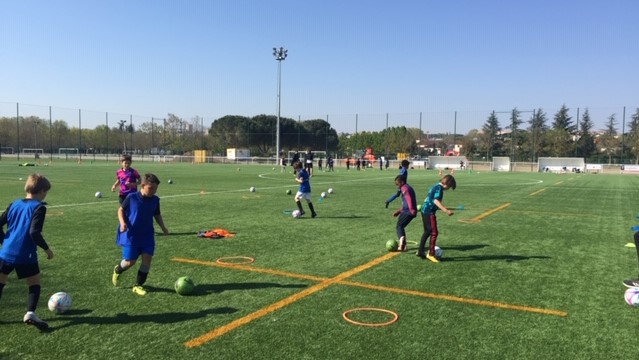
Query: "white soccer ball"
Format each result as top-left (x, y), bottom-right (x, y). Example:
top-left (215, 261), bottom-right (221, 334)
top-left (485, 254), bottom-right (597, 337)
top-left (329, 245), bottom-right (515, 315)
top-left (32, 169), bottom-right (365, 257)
top-left (249, 187), bottom-right (256, 192)
top-left (48, 292), bottom-right (72, 314)
top-left (625, 287), bottom-right (639, 306)
top-left (321, 192), bottom-right (327, 198)
top-left (292, 210), bottom-right (302, 218)
top-left (434, 246), bottom-right (443, 259)
top-left (327, 188), bottom-right (334, 194)
top-left (95, 191), bottom-right (103, 198)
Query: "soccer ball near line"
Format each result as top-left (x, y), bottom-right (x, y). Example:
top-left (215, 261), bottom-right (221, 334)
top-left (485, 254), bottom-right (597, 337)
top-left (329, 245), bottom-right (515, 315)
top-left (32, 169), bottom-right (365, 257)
top-left (292, 210), bottom-right (302, 218)
top-left (321, 192), bottom-right (327, 198)
top-left (327, 188), bottom-right (334, 194)
top-left (175, 276), bottom-right (195, 296)
top-left (249, 187), bottom-right (256, 192)
top-left (95, 191), bottom-right (102, 198)
top-left (48, 292), bottom-right (72, 314)
top-left (386, 239), bottom-right (399, 251)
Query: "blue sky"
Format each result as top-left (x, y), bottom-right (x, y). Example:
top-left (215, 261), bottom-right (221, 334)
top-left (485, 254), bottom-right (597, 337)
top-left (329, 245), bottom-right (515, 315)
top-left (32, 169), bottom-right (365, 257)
top-left (1, 0), bottom-right (637, 134)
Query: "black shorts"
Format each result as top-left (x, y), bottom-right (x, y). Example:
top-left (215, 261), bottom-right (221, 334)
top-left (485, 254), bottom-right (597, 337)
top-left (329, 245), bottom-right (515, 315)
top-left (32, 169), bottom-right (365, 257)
top-left (0, 260), bottom-right (40, 279)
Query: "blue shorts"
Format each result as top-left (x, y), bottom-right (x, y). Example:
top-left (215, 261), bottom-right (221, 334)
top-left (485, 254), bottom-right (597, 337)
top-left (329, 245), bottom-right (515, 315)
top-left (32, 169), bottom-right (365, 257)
top-left (122, 244), bottom-right (155, 260)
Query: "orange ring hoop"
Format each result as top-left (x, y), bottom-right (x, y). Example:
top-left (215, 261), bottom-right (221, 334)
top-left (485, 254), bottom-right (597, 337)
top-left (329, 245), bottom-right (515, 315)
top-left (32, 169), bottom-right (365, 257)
top-left (216, 256), bottom-right (255, 265)
top-left (342, 307), bottom-right (399, 327)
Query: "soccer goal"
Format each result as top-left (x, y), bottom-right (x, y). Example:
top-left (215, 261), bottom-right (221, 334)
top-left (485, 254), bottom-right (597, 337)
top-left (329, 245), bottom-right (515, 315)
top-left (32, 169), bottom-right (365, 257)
top-left (0, 147), bottom-right (14, 154)
top-left (537, 157), bottom-right (585, 173)
top-left (22, 148), bottom-right (44, 154)
top-left (491, 157), bottom-right (511, 171)
top-left (59, 148), bottom-right (79, 155)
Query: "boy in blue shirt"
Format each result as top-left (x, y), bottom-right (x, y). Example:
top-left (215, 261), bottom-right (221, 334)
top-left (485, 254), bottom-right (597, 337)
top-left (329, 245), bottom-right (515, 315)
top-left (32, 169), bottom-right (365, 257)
top-left (112, 173), bottom-right (169, 296)
top-left (0, 173), bottom-right (53, 330)
top-left (293, 161), bottom-right (317, 218)
top-left (417, 175), bottom-right (456, 263)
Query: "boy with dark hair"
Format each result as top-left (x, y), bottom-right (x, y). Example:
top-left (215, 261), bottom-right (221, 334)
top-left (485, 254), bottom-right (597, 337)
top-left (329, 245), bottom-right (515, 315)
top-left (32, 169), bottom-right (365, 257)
top-left (111, 154), bottom-right (141, 204)
top-left (417, 174), bottom-right (457, 263)
top-left (391, 175), bottom-right (417, 252)
top-left (385, 159), bottom-right (410, 208)
top-left (293, 161), bottom-right (317, 218)
top-left (112, 173), bottom-right (169, 296)
top-left (0, 173), bottom-right (54, 330)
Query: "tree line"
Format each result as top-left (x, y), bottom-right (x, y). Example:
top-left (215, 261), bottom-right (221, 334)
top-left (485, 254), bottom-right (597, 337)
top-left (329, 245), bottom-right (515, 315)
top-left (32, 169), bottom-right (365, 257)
top-left (1, 105), bottom-right (638, 163)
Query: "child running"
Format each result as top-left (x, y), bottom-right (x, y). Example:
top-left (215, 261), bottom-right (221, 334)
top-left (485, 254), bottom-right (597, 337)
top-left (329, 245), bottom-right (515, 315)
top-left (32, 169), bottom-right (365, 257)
top-left (111, 154), bottom-right (141, 204)
top-left (417, 174), bottom-right (457, 263)
top-left (112, 173), bottom-right (169, 296)
top-left (0, 174), bottom-right (54, 330)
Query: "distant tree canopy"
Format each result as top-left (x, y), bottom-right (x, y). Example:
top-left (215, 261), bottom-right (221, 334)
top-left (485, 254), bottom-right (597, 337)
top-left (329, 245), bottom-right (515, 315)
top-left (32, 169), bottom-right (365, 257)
top-left (208, 115), bottom-right (339, 156)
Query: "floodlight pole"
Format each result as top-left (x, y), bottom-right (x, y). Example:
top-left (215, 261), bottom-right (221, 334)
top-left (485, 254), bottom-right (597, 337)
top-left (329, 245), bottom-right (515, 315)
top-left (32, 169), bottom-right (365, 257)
top-left (273, 46), bottom-right (287, 165)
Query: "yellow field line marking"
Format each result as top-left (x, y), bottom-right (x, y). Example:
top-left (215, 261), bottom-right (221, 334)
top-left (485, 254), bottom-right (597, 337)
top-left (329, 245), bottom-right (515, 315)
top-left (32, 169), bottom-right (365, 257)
top-left (172, 257), bottom-right (326, 282)
top-left (470, 202), bottom-right (511, 222)
top-left (339, 280), bottom-right (567, 317)
top-left (182, 252), bottom-right (400, 348)
top-left (529, 188), bottom-right (546, 196)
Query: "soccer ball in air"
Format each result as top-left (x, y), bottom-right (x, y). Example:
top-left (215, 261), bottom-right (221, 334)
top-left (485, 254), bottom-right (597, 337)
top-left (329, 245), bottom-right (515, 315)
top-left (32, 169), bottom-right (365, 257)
top-left (434, 246), bottom-right (443, 259)
top-left (292, 210), bottom-right (302, 218)
top-left (249, 187), bottom-right (256, 192)
top-left (327, 188), bottom-right (334, 194)
top-left (48, 292), bottom-right (72, 314)
top-left (386, 239), bottom-right (399, 251)
top-left (175, 276), bottom-right (196, 296)
top-left (321, 192), bottom-right (327, 198)
top-left (168, 179), bottom-right (173, 184)
top-left (624, 287), bottom-right (639, 306)
top-left (95, 191), bottom-right (102, 198)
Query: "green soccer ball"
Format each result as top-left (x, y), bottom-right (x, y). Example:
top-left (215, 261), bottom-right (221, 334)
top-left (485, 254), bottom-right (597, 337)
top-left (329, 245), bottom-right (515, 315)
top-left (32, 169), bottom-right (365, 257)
top-left (168, 179), bottom-right (173, 184)
top-left (385, 239), bottom-right (399, 251)
top-left (417, 204), bottom-right (422, 211)
top-left (175, 276), bottom-right (195, 296)
top-left (286, 189), bottom-right (292, 195)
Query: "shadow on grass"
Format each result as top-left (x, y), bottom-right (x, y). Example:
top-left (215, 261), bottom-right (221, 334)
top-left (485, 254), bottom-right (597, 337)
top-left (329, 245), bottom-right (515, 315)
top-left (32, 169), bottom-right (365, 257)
top-left (193, 282), bottom-right (308, 295)
top-left (440, 244), bottom-right (490, 251)
top-left (1, 307), bottom-right (238, 332)
top-left (443, 254), bottom-right (551, 262)
top-left (48, 306), bottom-right (238, 331)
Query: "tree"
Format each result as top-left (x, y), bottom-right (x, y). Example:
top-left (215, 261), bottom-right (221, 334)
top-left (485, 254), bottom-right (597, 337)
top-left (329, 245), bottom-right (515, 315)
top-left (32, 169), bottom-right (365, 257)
top-left (599, 114), bottom-right (619, 164)
top-left (548, 105), bottom-right (576, 156)
top-left (507, 108), bottom-right (523, 161)
top-left (628, 108), bottom-right (639, 163)
top-left (575, 109), bottom-right (596, 160)
top-left (480, 111), bottom-right (501, 160)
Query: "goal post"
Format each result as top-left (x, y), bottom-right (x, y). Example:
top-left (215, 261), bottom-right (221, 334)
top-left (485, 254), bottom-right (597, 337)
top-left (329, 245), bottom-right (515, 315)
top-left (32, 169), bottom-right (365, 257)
top-left (491, 157), bottom-right (511, 171)
top-left (22, 148), bottom-right (44, 154)
top-left (537, 157), bottom-right (585, 173)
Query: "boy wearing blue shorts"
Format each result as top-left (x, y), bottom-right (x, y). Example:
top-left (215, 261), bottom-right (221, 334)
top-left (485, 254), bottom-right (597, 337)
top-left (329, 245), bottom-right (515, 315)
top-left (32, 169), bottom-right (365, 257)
top-left (112, 173), bottom-right (169, 296)
top-left (0, 174), bottom-right (53, 330)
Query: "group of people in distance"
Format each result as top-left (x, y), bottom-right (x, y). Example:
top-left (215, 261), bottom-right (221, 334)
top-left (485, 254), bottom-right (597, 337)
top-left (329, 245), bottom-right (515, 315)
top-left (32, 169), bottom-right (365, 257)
top-left (385, 160), bottom-right (457, 263)
top-left (0, 154), bottom-right (169, 331)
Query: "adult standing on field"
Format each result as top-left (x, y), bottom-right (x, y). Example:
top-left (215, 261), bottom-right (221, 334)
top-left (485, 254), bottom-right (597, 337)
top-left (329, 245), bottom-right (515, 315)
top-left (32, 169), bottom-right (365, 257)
top-left (304, 149), bottom-right (314, 176)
